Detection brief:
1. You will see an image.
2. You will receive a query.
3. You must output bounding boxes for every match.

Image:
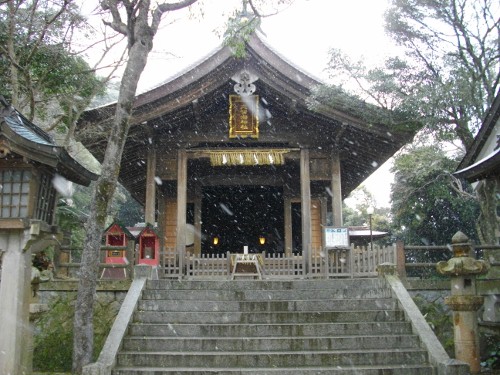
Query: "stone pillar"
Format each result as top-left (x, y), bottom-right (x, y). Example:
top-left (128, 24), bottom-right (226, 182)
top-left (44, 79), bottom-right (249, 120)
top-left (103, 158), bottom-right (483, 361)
top-left (0, 228), bottom-right (36, 375)
top-left (145, 148), bottom-right (157, 225)
top-left (437, 231), bottom-right (489, 374)
top-left (330, 152), bottom-right (343, 226)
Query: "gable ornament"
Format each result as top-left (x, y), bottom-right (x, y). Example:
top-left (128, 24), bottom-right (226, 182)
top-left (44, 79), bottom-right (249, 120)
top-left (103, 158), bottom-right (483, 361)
top-left (229, 70), bottom-right (259, 139)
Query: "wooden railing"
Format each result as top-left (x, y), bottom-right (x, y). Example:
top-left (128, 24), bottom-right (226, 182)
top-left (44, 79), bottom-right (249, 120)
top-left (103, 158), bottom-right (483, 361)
top-left (45, 238), bottom-right (499, 282)
top-left (159, 248), bottom-right (182, 279)
top-left (52, 241), bottom-right (498, 281)
top-left (352, 245), bottom-right (396, 276)
top-left (321, 245), bottom-right (396, 278)
top-left (57, 244), bottom-right (134, 280)
top-left (395, 242), bottom-right (500, 278)
top-left (53, 243), bottom-right (398, 280)
top-left (263, 253), bottom-right (306, 279)
top-left (163, 244), bottom-right (396, 279)
top-left (185, 253), bottom-right (230, 279)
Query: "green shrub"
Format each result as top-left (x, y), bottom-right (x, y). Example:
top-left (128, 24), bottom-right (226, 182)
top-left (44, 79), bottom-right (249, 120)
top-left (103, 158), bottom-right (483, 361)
top-left (33, 294), bottom-right (118, 372)
top-left (412, 295), bottom-right (454, 355)
top-left (481, 335), bottom-right (500, 370)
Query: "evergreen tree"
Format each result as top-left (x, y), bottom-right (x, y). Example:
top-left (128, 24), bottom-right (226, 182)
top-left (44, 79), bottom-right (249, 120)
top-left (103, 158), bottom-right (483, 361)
top-left (390, 145), bottom-right (479, 274)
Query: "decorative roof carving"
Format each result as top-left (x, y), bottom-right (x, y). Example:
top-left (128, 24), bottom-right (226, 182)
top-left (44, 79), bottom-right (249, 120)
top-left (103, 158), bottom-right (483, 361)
top-left (232, 70), bottom-right (258, 96)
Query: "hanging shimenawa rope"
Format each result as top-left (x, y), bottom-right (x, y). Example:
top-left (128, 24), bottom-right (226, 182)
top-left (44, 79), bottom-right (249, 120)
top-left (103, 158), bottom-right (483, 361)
top-left (209, 150), bottom-right (289, 166)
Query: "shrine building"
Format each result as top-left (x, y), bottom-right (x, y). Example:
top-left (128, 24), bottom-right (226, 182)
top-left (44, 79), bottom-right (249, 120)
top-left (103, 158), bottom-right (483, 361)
top-left (78, 33), bottom-right (416, 273)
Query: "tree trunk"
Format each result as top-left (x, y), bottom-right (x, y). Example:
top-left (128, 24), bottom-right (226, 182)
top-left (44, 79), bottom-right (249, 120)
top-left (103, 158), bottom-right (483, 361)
top-left (476, 178), bottom-right (499, 245)
top-left (454, 117), bottom-right (474, 152)
top-left (72, 24), bottom-right (153, 375)
top-left (7, 1), bottom-right (19, 108)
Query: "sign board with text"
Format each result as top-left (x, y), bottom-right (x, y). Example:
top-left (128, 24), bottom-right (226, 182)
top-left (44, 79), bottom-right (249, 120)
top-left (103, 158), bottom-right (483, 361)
top-left (324, 227), bottom-right (350, 248)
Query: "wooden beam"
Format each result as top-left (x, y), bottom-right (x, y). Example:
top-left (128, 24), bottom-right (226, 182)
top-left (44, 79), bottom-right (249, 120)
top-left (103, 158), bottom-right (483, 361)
top-left (197, 175), bottom-right (286, 187)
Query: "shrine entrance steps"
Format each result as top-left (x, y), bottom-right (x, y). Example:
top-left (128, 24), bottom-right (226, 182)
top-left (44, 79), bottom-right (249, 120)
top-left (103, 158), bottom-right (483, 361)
top-left (111, 278), bottom-right (435, 374)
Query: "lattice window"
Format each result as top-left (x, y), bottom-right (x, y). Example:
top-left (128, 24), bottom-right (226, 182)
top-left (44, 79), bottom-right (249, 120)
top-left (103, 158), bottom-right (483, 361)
top-left (0, 169), bottom-right (31, 218)
top-left (34, 173), bottom-right (57, 223)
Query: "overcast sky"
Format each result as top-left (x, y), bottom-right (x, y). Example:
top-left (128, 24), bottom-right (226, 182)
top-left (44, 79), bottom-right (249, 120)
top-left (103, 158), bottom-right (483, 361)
top-left (138, 0), bottom-right (396, 91)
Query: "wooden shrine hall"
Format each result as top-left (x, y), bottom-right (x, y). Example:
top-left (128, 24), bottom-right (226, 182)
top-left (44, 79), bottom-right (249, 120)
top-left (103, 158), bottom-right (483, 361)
top-left (78, 33), bottom-right (416, 277)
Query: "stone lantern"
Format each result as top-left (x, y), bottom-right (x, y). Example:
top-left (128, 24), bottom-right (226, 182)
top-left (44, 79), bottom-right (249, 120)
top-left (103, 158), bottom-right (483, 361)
top-left (0, 97), bottom-right (97, 375)
top-left (436, 231), bottom-right (489, 374)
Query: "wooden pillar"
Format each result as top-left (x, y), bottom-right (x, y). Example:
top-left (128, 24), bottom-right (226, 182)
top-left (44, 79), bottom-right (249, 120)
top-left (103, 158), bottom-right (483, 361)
top-left (320, 197), bottom-right (328, 248)
top-left (145, 148), bottom-right (157, 225)
top-left (284, 196), bottom-right (292, 256)
top-left (331, 152), bottom-right (343, 226)
top-left (176, 149), bottom-right (187, 272)
top-left (157, 190), bottom-right (167, 265)
top-left (194, 183), bottom-right (202, 256)
top-left (300, 149), bottom-right (312, 273)
top-left (396, 240), bottom-right (406, 278)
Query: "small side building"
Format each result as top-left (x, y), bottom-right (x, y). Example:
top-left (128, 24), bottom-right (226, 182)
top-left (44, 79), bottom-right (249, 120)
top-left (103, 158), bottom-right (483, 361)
top-left (102, 222), bottom-right (136, 279)
top-left (0, 96), bottom-right (97, 375)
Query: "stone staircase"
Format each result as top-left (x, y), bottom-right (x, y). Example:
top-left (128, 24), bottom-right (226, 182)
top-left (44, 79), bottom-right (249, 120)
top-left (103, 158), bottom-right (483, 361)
top-left (111, 278), bottom-right (436, 374)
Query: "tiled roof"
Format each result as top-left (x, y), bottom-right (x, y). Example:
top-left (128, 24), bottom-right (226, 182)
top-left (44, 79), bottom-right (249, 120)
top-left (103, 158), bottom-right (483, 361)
top-left (0, 96), bottom-right (98, 186)
top-left (3, 110), bottom-right (54, 146)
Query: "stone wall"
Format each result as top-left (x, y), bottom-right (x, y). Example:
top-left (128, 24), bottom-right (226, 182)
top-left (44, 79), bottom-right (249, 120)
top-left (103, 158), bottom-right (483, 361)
top-left (35, 280), bottom-right (130, 306)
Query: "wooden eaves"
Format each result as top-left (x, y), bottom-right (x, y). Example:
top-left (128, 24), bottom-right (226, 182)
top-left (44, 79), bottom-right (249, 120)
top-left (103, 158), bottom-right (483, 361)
top-left (77, 33), bottom-right (417, 204)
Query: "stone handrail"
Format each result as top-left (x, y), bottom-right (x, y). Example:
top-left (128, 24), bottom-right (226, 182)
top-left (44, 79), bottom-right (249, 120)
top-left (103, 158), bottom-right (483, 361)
top-left (82, 265), bottom-right (153, 375)
top-left (378, 264), bottom-right (470, 375)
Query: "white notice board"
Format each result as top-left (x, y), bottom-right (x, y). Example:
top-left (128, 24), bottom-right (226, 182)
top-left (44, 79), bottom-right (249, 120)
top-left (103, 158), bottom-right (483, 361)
top-left (324, 227), bottom-right (350, 248)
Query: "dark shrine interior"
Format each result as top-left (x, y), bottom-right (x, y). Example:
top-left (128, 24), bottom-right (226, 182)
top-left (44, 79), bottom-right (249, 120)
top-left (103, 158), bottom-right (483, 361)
top-left (199, 186), bottom-right (302, 254)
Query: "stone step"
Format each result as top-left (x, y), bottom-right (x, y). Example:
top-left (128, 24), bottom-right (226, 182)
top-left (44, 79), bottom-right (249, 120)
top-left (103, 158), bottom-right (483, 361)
top-left (137, 298), bottom-right (397, 312)
top-left (134, 309), bottom-right (405, 324)
top-left (128, 321), bottom-right (413, 337)
top-left (146, 279), bottom-right (385, 291)
top-left (112, 365), bottom-right (434, 375)
top-left (112, 278), bottom-right (436, 374)
top-left (116, 349), bottom-right (429, 368)
top-left (122, 334), bottom-right (421, 352)
top-left (141, 287), bottom-right (391, 300)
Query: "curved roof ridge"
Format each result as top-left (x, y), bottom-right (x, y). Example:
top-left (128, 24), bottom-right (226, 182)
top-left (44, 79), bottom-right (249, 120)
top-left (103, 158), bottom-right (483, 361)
top-left (139, 42), bottom-right (227, 94)
top-left (138, 31), bottom-right (325, 97)
top-left (87, 41), bottom-right (232, 112)
top-left (249, 31), bottom-right (325, 85)
top-left (86, 32), bottom-right (324, 112)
